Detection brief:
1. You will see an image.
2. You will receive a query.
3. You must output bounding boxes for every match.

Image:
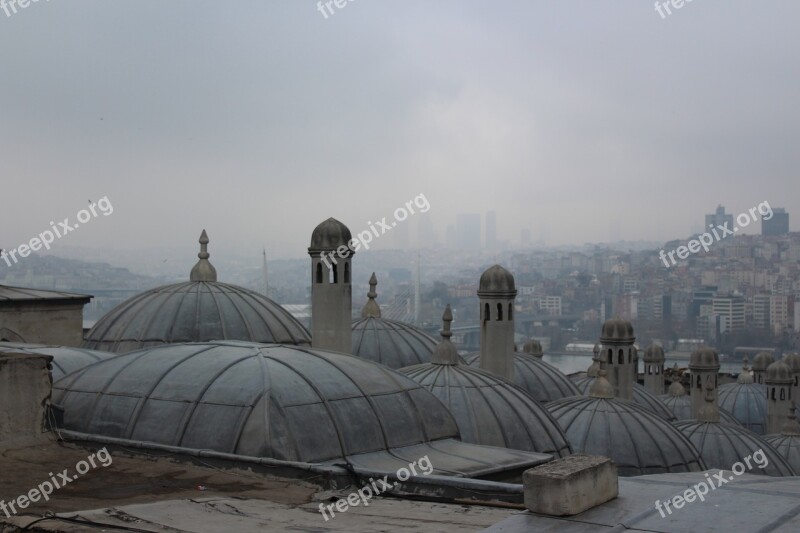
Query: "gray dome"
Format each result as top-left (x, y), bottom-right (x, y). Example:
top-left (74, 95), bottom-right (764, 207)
top-left (351, 316), bottom-right (440, 369)
top-left (753, 351), bottom-right (775, 371)
top-left (309, 217), bottom-right (352, 252)
top-left (546, 395), bottom-right (705, 476)
top-left (600, 317), bottom-right (635, 343)
top-left (400, 363), bottom-right (572, 458)
top-left (767, 360), bottom-right (793, 383)
top-left (572, 375), bottom-right (675, 421)
top-left (674, 421), bottom-right (796, 476)
top-left (478, 265), bottom-right (516, 296)
top-left (783, 353), bottom-right (800, 374)
top-left (689, 346), bottom-right (719, 369)
top-left (53, 341), bottom-right (461, 464)
top-left (464, 352), bottom-right (580, 403)
top-left (764, 433), bottom-right (800, 474)
top-left (83, 281), bottom-right (311, 353)
top-left (717, 382), bottom-right (768, 434)
top-left (522, 339), bottom-right (543, 357)
top-left (657, 391), bottom-right (743, 427)
top-left (643, 344), bottom-right (665, 363)
top-left (0, 342), bottom-right (114, 381)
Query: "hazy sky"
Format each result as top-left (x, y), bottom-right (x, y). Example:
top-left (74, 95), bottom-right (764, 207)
top-left (1, 1), bottom-right (798, 260)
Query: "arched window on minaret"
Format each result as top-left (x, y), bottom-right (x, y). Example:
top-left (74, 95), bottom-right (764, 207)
top-left (508, 304), bottom-right (513, 320)
top-left (484, 303), bottom-right (490, 321)
top-left (344, 262), bottom-right (350, 283)
top-left (316, 262), bottom-right (323, 284)
top-left (332, 263), bottom-right (338, 284)
top-left (497, 303), bottom-right (503, 321)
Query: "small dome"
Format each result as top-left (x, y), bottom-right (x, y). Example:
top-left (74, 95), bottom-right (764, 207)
top-left (572, 375), bottom-right (675, 421)
top-left (767, 360), bottom-right (793, 383)
top-left (477, 265), bottom-right (516, 296)
top-left (309, 217), bottom-right (352, 252)
top-left (764, 405), bottom-right (800, 473)
top-left (753, 351), bottom-right (775, 371)
top-left (522, 339), bottom-right (543, 358)
top-left (400, 364), bottom-right (572, 458)
top-left (689, 346), bottom-right (719, 370)
top-left (352, 318), bottom-right (439, 369)
top-left (546, 395), bottom-right (705, 476)
top-left (658, 391), bottom-right (743, 427)
top-left (53, 341), bottom-right (462, 464)
top-left (674, 421), bottom-right (795, 477)
top-left (783, 353), bottom-right (800, 373)
top-left (717, 382), bottom-right (768, 434)
top-left (643, 344), bottom-right (665, 363)
top-left (599, 317), bottom-right (635, 343)
top-left (0, 342), bottom-right (114, 381)
top-left (465, 352), bottom-right (580, 403)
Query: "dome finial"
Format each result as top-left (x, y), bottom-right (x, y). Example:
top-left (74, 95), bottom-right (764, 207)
top-left (189, 229), bottom-right (217, 282)
top-left (586, 344), bottom-right (601, 377)
top-left (360, 272), bottom-right (381, 318)
top-left (589, 355), bottom-right (614, 399)
top-left (431, 304), bottom-right (460, 365)
top-left (781, 402), bottom-right (800, 436)
top-left (737, 356), bottom-right (754, 384)
top-left (697, 378), bottom-right (720, 423)
top-left (668, 364), bottom-right (685, 396)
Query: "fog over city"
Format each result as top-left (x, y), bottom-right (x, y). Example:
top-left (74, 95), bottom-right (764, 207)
top-left (2, 1), bottom-right (799, 264)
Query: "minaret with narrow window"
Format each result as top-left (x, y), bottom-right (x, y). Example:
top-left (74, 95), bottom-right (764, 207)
top-left (478, 264), bottom-right (517, 380)
top-left (766, 360), bottom-right (794, 434)
top-left (689, 346), bottom-right (719, 419)
top-left (643, 343), bottom-right (665, 396)
top-left (599, 317), bottom-right (636, 401)
top-left (308, 218), bottom-right (353, 353)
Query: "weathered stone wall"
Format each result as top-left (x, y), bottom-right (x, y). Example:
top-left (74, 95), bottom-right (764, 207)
top-left (0, 303), bottom-right (85, 346)
top-left (0, 353), bottom-right (53, 449)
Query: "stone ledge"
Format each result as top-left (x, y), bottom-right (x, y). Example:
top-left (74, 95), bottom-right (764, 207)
top-left (523, 454), bottom-right (618, 516)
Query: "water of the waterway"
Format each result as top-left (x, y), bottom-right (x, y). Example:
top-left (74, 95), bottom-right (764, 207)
top-left (544, 354), bottom-right (745, 376)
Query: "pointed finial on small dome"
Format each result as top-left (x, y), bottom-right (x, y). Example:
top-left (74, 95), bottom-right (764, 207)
top-left (781, 402), bottom-right (800, 436)
top-left (697, 378), bottom-right (720, 423)
top-left (361, 273), bottom-right (381, 318)
top-left (737, 356), bottom-right (754, 384)
top-left (586, 344), bottom-right (601, 377)
top-left (431, 305), bottom-right (460, 365)
top-left (668, 364), bottom-right (685, 396)
top-left (189, 229), bottom-right (217, 282)
top-left (589, 356), bottom-right (615, 399)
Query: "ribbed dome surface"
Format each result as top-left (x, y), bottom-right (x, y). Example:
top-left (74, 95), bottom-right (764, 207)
top-left (478, 265), bottom-right (516, 295)
top-left (546, 396), bottom-right (704, 476)
top-left (400, 363), bottom-right (572, 458)
top-left (309, 217), bottom-right (352, 252)
top-left (0, 342), bottom-right (114, 381)
top-left (546, 396), bottom-right (705, 476)
top-left (464, 352), bottom-right (580, 403)
top-left (53, 341), bottom-right (460, 464)
top-left (83, 282), bottom-right (311, 353)
top-left (657, 393), bottom-right (743, 427)
top-left (351, 317), bottom-right (440, 369)
top-left (764, 434), bottom-right (800, 474)
top-left (674, 421), bottom-right (796, 476)
top-left (600, 318), bottom-right (635, 343)
top-left (572, 375), bottom-right (675, 421)
top-left (717, 382), bottom-right (768, 434)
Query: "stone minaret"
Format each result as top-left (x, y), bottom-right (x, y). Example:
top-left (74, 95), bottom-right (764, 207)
top-left (643, 343), bottom-right (666, 396)
top-left (783, 353), bottom-right (800, 405)
top-left (753, 351), bottom-right (775, 384)
top-left (308, 218), bottom-right (353, 353)
top-left (478, 264), bottom-right (517, 380)
top-left (600, 317), bottom-right (636, 401)
top-left (689, 346), bottom-right (719, 420)
top-left (766, 360), bottom-right (794, 434)
top-left (190, 229), bottom-right (217, 282)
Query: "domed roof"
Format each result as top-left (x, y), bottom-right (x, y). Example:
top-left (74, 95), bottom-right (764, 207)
top-left (767, 360), bottom-right (793, 383)
top-left (0, 342), bottom-right (114, 381)
top-left (464, 352), bottom-right (580, 403)
top-left (783, 353), bottom-right (800, 373)
top-left (477, 265), bottom-right (516, 296)
top-left (717, 381), bottom-right (768, 434)
top-left (53, 341), bottom-right (463, 464)
top-left (600, 317), bottom-right (635, 343)
top-left (658, 392), bottom-right (742, 426)
top-left (643, 344), bottom-right (665, 363)
top-left (764, 405), bottom-right (800, 474)
top-left (351, 274), bottom-right (441, 369)
top-left (572, 375), bottom-right (676, 421)
top-left (753, 351), bottom-right (775, 371)
top-left (546, 395), bottom-right (705, 476)
top-left (522, 339), bottom-right (543, 358)
top-left (309, 217), bottom-right (352, 252)
top-left (674, 421), bottom-right (795, 476)
top-left (83, 232), bottom-right (311, 353)
top-left (689, 346), bottom-right (719, 369)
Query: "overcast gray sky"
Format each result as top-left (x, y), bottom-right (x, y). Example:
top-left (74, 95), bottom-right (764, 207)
top-left (1, 1), bottom-right (798, 259)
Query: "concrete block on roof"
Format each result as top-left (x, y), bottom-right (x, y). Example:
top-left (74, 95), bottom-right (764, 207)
top-left (523, 454), bottom-right (618, 516)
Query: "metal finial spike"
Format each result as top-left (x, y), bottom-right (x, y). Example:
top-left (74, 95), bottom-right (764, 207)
top-left (360, 273), bottom-right (381, 318)
top-left (441, 304), bottom-right (453, 340)
top-left (190, 230), bottom-right (217, 282)
top-left (698, 378), bottom-right (720, 423)
top-left (431, 304), bottom-right (459, 365)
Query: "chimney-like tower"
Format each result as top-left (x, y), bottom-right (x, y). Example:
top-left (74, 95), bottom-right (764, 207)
top-left (643, 343), bottom-right (666, 396)
top-left (689, 346), bottom-right (719, 420)
top-left (522, 338), bottom-right (543, 359)
top-left (308, 218), bottom-right (353, 353)
top-left (783, 353), bottom-right (800, 404)
top-left (753, 352), bottom-right (775, 384)
top-left (766, 360), bottom-right (794, 434)
top-left (478, 264), bottom-right (517, 380)
top-left (599, 317), bottom-right (636, 400)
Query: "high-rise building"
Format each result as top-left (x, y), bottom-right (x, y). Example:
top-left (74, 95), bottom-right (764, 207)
top-left (705, 205), bottom-right (734, 236)
top-left (762, 207), bottom-right (789, 236)
top-left (485, 210), bottom-right (497, 250)
top-left (456, 213), bottom-right (481, 250)
top-left (712, 295), bottom-right (745, 333)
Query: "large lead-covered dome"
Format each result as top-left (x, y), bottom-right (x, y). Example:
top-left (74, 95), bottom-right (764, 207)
top-left (53, 341), bottom-right (461, 464)
top-left (717, 379), bottom-right (768, 435)
top-left (83, 232), bottom-right (310, 353)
